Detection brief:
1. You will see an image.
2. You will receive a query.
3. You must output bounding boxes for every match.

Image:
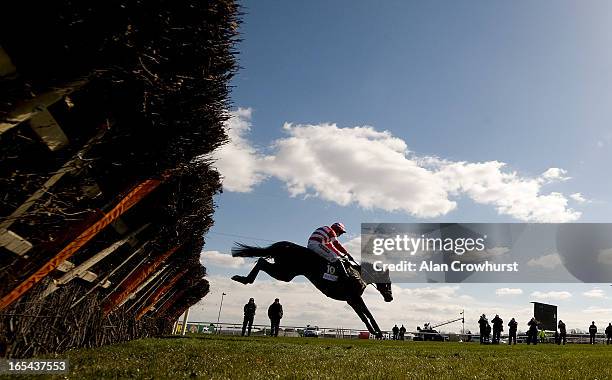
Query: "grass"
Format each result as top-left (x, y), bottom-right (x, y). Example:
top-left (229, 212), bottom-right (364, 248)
top-left (5, 334), bottom-right (612, 379)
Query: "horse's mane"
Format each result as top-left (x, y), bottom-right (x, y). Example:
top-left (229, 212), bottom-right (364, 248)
top-left (360, 261), bottom-right (390, 284)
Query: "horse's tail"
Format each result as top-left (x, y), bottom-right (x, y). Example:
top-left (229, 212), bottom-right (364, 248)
top-left (231, 243), bottom-right (274, 258)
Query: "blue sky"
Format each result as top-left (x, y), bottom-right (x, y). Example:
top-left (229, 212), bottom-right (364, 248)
top-left (191, 1), bottom-right (612, 332)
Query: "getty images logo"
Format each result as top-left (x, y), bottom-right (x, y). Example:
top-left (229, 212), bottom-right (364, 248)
top-left (371, 234), bottom-right (487, 256)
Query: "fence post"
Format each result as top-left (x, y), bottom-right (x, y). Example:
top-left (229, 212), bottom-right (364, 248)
top-left (181, 307), bottom-right (190, 336)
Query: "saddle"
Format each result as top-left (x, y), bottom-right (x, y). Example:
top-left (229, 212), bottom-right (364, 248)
top-left (321, 260), bottom-right (365, 289)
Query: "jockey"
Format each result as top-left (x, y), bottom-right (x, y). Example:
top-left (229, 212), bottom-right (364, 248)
top-left (307, 222), bottom-right (357, 277)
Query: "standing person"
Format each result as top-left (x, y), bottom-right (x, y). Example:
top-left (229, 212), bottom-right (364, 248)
top-left (392, 324), bottom-right (399, 340)
top-left (268, 298), bottom-right (283, 337)
top-left (605, 323), bottom-right (612, 345)
top-left (478, 314), bottom-right (488, 344)
top-left (399, 325), bottom-right (406, 341)
top-left (539, 329), bottom-right (547, 343)
top-left (491, 314), bottom-right (503, 344)
top-left (508, 318), bottom-right (518, 345)
top-left (589, 321), bottom-right (598, 344)
top-left (558, 320), bottom-right (567, 345)
top-left (527, 318), bottom-right (539, 345)
top-left (241, 298), bottom-right (256, 337)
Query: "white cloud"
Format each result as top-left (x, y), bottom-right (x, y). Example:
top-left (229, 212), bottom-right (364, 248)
top-left (461, 246), bottom-right (509, 263)
top-left (212, 108), bottom-right (266, 192)
top-left (583, 307), bottom-right (612, 314)
top-left (597, 248), bottom-right (612, 265)
top-left (200, 250), bottom-right (246, 269)
top-left (264, 123), bottom-right (455, 218)
top-left (527, 253), bottom-right (562, 270)
top-left (213, 110), bottom-right (582, 222)
top-left (496, 288), bottom-right (523, 296)
top-left (583, 288), bottom-right (606, 299)
top-left (541, 168), bottom-right (570, 182)
top-left (570, 193), bottom-right (588, 203)
top-left (393, 285), bottom-right (463, 300)
top-left (530, 291), bottom-right (572, 300)
top-left (343, 236), bottom-right (362, 259)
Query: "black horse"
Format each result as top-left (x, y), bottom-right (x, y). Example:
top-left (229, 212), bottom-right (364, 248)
top-left (231, 241), bottom-right (392, 338)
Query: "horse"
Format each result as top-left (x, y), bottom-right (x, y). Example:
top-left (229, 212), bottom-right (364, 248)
top-left (230, 241), bottom-right (392, 338)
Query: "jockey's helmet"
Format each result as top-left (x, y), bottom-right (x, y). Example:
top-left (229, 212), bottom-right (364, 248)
top-left (331, 222), bottom-right (346, 235)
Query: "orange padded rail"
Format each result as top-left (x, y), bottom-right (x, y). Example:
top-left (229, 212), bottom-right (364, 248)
top-left (0, 179), bottom-right (162, 311)
top-left (102, 245), bottom-right (180, 315)
top-left (135, 268), bottom-right (189, 320)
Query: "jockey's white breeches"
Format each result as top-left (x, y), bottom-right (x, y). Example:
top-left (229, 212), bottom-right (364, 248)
top-left (307, 242), bottom-right (341, 262)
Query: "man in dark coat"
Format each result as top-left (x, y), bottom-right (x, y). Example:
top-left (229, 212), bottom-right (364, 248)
top-left (478, 314), bottom-right (488, 344)
top-left (491, 314), bottom-right (503, 344)
top-left (241, 298), bottom-right (256, 336)
top-left (508, 318), bottom-right (518, 345)
top-left (399, 325), bottom-right (406, 341)
top-left (268, 298), bottom-right (283, 337)
top-left (589, 321), bottom-right (597, 344)
top-left (605, 323), bottom-right (612, 345)
top-left (558, 320), bottom-right (567, 345)
top-left (527, 318), bottom-right (539, 345)
top-left (392, 325), bottom-right (399, 340)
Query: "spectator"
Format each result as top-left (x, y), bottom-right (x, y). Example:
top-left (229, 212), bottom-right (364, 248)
top-left (241, 298), bottom-right (256, 337)
top-left (392, 324), bottom-right (399, 340)
top-left (527, 318), bottom-right (539, 345)
top-left (399, 325), bottom-right (406, 341)
top-left (558, 320), bottom-right (567, 345)
top-left (485, 322), bottom-right (492, 343)
top-left (539, 329), bottom-right (546, 343)
top-left (478, 314), bottom-right (488, 344)
top-left (589, 321), bottom-right (597, 345)
top-left (605, 323), bottom-right (612, 345)
top-left (508, 318), bottom-right (518, 345)
top-left (268, 298), bottom-right (283, 337)
top-left (491, 314), bottom-right (503, 344)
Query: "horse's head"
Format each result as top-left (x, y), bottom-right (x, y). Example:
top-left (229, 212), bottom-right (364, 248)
top-left (360, 261), bottom-right (393, 302)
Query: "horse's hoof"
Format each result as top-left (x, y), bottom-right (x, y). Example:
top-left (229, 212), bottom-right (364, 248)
top-left (231, 275), bottom-right (250, 284)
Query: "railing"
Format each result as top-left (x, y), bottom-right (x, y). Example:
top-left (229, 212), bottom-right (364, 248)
top-left (174, 322), bottom-right (612, 344)
top-left (175, 321), bottom-right (373, 338)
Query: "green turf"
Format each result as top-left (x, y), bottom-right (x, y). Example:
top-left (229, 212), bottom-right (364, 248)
top-left (6, 334), bottom-right (612, 379)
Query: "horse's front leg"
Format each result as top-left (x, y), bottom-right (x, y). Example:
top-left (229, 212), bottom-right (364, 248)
top-left (232, 257), bottom-right (266, 284)
top-left (347, 298), bottom-right (375, 335)
top-left (357, 297), bottom-right (383, 339)
top-left (350, 297), bottom-right (383, 339)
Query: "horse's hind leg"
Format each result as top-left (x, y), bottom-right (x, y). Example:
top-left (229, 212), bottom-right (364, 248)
top-left (256, 258), bottom-right (295, 282)
top-left (232, 258), bottom-right (295, 284)
top-left (232, 258), bottom-right (264, 284)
